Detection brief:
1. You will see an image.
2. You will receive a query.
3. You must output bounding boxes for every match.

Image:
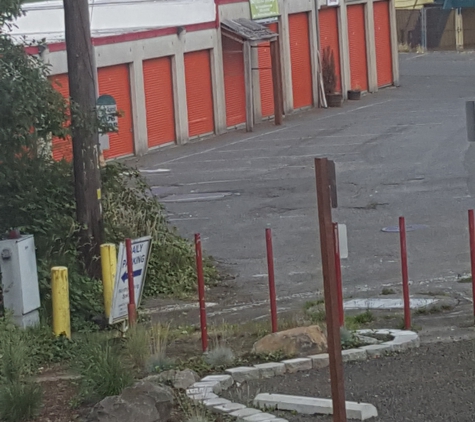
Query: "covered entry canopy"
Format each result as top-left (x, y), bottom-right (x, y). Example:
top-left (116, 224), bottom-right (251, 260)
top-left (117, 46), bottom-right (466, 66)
top-left (221, 18), bottom-right (278, 43)
top-left (442, 0), bottom-right (475, 8)
top-left (221, 18), bottom-right (282, 131)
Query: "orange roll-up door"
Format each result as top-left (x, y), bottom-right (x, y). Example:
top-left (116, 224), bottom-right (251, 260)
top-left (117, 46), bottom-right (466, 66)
top-left (319, 7), bottom-right (342, 93)
top-left (373, 1), bottom-right (393, 87)
top-left (347, 4), bottom-right (369, 91)
top-left (258, 22), bottom-right (278, 118)
top-left (184, 50), bottom-right (214, 137)
top-left (50, 74), bottom-right (72, 161)
top-left (289, 13), bottom-right (313, 109)
top-left (222, 37), bottom-right (246, 128)
top-left (98, 65), bottom-right (134, 159)
top-left (143, 57), bottom-right (176, 148)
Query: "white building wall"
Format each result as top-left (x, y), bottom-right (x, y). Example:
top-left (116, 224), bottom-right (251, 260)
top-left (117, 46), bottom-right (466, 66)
top-left (11, 0), bottom-right (215, 42)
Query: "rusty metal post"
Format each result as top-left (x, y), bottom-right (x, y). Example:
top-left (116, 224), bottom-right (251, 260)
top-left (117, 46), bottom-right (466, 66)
top-left (266, 228), bottom-right (278, 333)
top-left (468, 210), bottom-right (475, 322)
top-left (195, 233), bottom-right (208, 352)
top-left (125, 238), bottom-right (137, 326)
top-left (315, 158), bottom-right (347, 422)
top-left (399, 217), bottom-right (411, 330)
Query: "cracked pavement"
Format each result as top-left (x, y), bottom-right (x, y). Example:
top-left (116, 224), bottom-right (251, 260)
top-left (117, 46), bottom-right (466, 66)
top-left (130, 52), bottom-right (475, 318)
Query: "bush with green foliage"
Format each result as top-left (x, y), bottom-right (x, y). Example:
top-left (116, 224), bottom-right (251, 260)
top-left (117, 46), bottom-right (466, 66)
top-left (0, 315), bottom-right (78, 370)
top-left (75, 334), bottom-right (134, 402)
top-left (0, 323), bottom-right (43, 422)
top-left (204, 345), bottom-right (235, 368)
top-left (0, 157), bottom-right (219, 328)
top-left (0, 0), bottom-right (218, 329)
top-left (0, 381), bottom-right (42, 422)
top-left (102, 164), bottom-right (219, 298)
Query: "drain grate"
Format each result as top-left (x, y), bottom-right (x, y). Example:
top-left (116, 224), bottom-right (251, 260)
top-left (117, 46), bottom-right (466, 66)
top-left (381, 224), bottom-right (428, 233)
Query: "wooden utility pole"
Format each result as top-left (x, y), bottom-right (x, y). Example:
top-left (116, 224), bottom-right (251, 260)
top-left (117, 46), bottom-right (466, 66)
top-left (63, 0), bottom-right (103, 278)
top-left (315, 158), bottom-right (347, 422)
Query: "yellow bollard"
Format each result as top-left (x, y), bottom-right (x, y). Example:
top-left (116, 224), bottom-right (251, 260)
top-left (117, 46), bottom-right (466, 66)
top-left (51, 266), bottom-right (71, 339)
top-left (101, 243), bottom-right (117, 319)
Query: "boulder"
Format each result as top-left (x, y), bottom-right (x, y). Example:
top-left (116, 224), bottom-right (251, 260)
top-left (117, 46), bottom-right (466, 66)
top-left (173, 369), bottom-right (200, 390)
top-left (144, 369), bottom-right (199, 390)
top-left (252, 325), bottom-right (327, 357)
top-left (87, 381), bottom-right (173, 422)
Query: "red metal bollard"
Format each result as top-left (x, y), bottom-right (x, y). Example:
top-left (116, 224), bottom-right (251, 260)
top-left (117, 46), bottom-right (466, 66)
top-left (399, 217), bottom-right (411, 330)
top-left (125, 238), bottom-right (137, 326)
top-left (333, 223), bottom-right (344, 327)
top-left (265, 228), bottom-right (278, 333)
top-left (468, 210), bottom-right (475, 321)
top-left (195, 234), bottom-right (208, 352)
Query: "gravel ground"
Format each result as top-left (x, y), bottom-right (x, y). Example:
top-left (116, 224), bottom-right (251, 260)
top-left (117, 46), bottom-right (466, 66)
top-left (222, 340), bottom-right (475, 421)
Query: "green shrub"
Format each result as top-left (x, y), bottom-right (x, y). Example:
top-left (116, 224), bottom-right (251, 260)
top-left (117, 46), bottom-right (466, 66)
top-left (125, 325), bottom-right (150, 370)
top-left (101, 164), bottom-right (219, 298)
top-left (0, 381), bottom-right (42, 422)
top-left (0, 318), bottom-right (43, 422)
top-left (0, 331), bottom-right (30, 383)
top-left (204, 345), bottom-right (235, 368)
top-left (0, 315), bottom-right (78, 377)
top-left (76, 335), bottom-right (134, 401)
top-left (0, 159), bottom-right (219, 329)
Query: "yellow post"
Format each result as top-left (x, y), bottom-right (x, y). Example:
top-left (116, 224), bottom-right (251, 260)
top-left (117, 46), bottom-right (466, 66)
top-left (51, 266), bottom-right (71, 339)
top-left (101, 243), bottom-right (117, 319)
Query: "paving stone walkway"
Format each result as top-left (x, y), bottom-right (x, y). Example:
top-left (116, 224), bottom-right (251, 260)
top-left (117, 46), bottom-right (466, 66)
top-left (186, 330), bottom-right (418, 421)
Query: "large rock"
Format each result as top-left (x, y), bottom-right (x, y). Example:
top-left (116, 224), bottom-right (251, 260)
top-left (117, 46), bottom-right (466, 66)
top-left (144, 369), bottom-right (199, 390)
top-left (252, 325), bottom-right (327, 357)
top-left (173, 369), bottom-right (200, 390)
top-left (87, 381), bottom-right (173, 422)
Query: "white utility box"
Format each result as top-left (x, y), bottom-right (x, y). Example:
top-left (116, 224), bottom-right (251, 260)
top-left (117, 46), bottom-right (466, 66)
top-left (0, 235), bottom-right (41, 328)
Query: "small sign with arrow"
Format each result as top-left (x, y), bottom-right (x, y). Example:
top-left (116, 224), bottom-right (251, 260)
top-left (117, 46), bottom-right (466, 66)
top-left (109, 236), bottom-right (152, 325)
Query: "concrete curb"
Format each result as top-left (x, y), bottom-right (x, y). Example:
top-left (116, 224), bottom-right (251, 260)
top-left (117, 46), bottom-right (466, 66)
top-left (186, 329), bottom-right (419, 421)
top-left (254, 393), bottom-right (378, 420)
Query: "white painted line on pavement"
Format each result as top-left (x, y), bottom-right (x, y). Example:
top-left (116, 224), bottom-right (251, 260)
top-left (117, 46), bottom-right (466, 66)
top-left (155, 126), bottom-right (289, 166)
top-left (168, 217), bottom-right (210, 222)
top-left (140, 168), bottom-right (171, 173)
top-left (170, 152), bottom-right (360, 164)
top-left (142, 302), bottom-right (218, 314)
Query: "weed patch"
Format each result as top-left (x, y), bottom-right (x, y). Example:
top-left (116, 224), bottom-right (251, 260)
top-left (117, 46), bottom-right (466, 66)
top-left (381, 287), bottom-right (395, 295)
top-left (0, 381), bottom-right (42, 422)
top-left (345, 310), bottom-right (375, 330)
top-left (75, 334), bottom-right (134, 402)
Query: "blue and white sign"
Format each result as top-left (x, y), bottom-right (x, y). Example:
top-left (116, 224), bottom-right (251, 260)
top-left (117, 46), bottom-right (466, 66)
top-left (109, 236), bottom-right (152, 325)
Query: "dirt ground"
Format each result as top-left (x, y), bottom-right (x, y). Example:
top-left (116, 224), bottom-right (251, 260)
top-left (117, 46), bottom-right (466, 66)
top-left (222, 340), bottom-right (475, 421)
top-left (33, 287), bottom-right (475, 421)
top-left (35, 378), bottom-right (231, 422)
top-left (35, 379), bottom-right (84, 422)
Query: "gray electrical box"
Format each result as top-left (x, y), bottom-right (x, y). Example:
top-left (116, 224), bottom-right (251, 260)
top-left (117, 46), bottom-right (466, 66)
top-left (0, 235), bottom-right (41, 328)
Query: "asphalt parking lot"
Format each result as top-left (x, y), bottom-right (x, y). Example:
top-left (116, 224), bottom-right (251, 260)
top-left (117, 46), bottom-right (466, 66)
top-left (134, 52), bottom-right (475, 315)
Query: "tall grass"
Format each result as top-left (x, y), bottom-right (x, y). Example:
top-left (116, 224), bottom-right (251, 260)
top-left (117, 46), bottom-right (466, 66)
top-left (0, 382), bottom-right (42, 422)
top-left (0, 330), bottom-right (42, 422)
top-left (177, 392), bottom-right (212, 422)
top-left (124, 323), bottom-right (173, 374)
top-left (147, 323), bottom-right (173, 372)
top-left (125, 325), bottom-right (150, 370)
top-left (76, 334), bottom-right (134, 401)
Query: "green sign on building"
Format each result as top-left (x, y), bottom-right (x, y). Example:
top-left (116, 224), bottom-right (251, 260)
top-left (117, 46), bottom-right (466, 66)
top-left (97, 94), bottom-right (118, 134)
top-left (250, 0), bottom-right (280, 20)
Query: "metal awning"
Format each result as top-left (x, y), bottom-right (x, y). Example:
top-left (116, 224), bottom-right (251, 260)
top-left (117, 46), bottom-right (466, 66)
top-left (443, 0), bottom-right (475, 8)
top-left (221, 18), bottom-right (278, 44)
